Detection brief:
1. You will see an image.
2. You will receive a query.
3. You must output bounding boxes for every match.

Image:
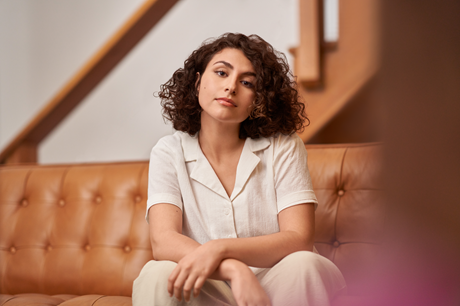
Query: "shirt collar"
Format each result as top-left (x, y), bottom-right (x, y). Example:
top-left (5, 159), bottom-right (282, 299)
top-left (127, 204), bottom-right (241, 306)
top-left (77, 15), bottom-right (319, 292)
top-left (180, 131), bottom-right (271, 162)
top-left (179, 132), bottom-right (199, 162)
top-left (179, 131), bottom-right (271, 200)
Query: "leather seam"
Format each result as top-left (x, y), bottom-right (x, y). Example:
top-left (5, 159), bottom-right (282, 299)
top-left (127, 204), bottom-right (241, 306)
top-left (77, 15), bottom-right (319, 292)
top-left (313, 188), bottom-right (382, 191)
top-left (120, 165), bottom-right (146, 295)
top-left (82, 166), bottom-right (104, 294)
top-left (90, 295), bottom-right (106, 306)
top-left (332, 147), bottom-right (348, 262)
top-left (4, 169), bottom-right (33, 293)
top-left (40, 167), bottom-right (70, 294)
top-left (315, 241), bottom-right (382, 245)
top-left (1, 295), bottom-right (16, 305)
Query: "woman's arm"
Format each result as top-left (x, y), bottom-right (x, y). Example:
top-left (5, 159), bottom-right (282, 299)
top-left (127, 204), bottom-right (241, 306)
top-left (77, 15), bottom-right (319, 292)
top-left (149, 201), bottom-right (314, 268)
top-left (149, 202), bottom-right (314, 304)
top-left (149, 203), bottom-right (272, 305)
top-left (212, 202), bottom-right (315, 267)
top-left (148, 203), bottom-right (199, 261)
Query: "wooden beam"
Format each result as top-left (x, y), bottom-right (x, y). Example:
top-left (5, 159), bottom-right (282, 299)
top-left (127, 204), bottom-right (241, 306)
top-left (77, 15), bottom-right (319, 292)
top-left (296, 0), bottom-right (322, 88)
top-left (4, 141), bottom-right (37, 164)
top-left (0, 0), bottom-right (178, 164)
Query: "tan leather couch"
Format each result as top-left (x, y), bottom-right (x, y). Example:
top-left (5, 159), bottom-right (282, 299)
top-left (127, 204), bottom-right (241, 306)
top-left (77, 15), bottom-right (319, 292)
top-left (0, 143), bottom-right (383, 306)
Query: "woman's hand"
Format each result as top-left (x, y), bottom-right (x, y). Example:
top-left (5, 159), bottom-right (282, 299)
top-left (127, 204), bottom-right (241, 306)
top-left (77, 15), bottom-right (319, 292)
top-left (167, 240), bottom-right (224, 302)
top-left (226, 260), bottom-right (272, 306)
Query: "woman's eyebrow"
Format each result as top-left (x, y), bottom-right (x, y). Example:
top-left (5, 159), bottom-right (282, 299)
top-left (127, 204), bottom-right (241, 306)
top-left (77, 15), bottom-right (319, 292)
top-left (213, 60), bottom-right (233, 69)
top-left (213, 60), bottom-right (256, 77)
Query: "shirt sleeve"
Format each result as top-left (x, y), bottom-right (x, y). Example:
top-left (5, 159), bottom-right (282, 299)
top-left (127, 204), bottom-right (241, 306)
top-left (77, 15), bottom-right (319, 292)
top-left (273, 133), bottom-right (318, 213)
top-left (146, 137), bottom-right (183, 222)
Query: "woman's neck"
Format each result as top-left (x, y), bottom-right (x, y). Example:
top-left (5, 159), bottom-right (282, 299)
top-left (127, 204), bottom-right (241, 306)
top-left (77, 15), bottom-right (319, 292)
top-left (198, 119), bottom-right (245, 163)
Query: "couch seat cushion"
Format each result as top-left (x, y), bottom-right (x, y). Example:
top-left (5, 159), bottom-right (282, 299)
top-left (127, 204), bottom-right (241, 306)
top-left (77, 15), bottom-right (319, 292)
top-left (0, 294), bottom-right (131, 305)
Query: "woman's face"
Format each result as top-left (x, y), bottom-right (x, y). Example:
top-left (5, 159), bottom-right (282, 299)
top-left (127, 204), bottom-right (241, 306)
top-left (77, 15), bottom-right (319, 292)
top-left (197, 48), bottom-right (256, 127)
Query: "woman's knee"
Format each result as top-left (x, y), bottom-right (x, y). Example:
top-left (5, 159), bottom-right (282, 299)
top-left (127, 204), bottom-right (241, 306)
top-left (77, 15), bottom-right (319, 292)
top-left (133, 260), bottom-right (177, 292)
top-left (133, 260), bottom-right (178, 305)
top-left (142, 260), bottom-right (176, 276)
top-left (279, 251), bottom-right (321, 267)
top-left (275, 251), bottom-right (342, 278)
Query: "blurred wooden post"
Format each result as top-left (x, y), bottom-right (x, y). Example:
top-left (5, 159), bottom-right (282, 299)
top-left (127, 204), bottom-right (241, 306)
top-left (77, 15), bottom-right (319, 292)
top-left (296, 0), bottom-right (321, 88)
top-left (372, 1), bottom-right (460, 305)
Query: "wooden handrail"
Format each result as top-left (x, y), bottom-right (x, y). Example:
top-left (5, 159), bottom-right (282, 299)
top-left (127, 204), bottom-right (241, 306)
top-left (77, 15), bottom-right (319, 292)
top-left (0, 0), bottom-right (178, 164)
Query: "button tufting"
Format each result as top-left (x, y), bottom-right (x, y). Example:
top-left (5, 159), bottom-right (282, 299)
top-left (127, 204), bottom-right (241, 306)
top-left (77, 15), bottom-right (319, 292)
top-left (95, 196), bottom-right (102, 204)
top-left (47, 245), bottom-right (53, 252)
top-left (85, 245), bottom-right (91, 251)
top-left (135, 196), bottom-right (142, 203)
top-left (21, 199), bottom-right (28, 207)
top-left (333, 241), bottom-right (340, 247)
top-left (124, 246), bottom-right (131, 253)
top-left (59, 199), bottom-right (65, 207)
top-left (10, 246), bottom-right (16, 254)
top-left (338, 190), bottom-right (345, 196)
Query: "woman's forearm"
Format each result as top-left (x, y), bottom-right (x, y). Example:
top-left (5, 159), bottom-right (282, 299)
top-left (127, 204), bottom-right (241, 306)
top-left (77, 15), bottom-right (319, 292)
top-left (152, 231), bottom-right (256, 287)
top-left (213, 202), bottom-right (316, 268)
top-left (153, 230), bottom-right (311, 269)
top-left (153, 224), bottom-right (313, 270)
top-left (206, 203), bottom-right (315, 269)
top-left (150, 230), bottom-right (200, 262)
top-left (213, 230), bottom-right (314, 268)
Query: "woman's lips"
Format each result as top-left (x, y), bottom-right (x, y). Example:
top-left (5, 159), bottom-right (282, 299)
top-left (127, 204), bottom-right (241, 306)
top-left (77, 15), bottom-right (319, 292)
top-left (216, 98), bottom-right (236, 107)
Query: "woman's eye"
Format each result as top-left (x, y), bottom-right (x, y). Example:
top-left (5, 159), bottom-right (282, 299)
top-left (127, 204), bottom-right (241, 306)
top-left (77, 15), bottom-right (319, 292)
top-left (241, 80), bottom-right (254, 88)
top-left (216, 70), bottom-right (227, 77)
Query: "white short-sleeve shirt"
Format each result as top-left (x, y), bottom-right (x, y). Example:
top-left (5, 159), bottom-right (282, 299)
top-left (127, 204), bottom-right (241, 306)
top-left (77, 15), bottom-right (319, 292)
top-left (146, 131), bottom-right (318, 245)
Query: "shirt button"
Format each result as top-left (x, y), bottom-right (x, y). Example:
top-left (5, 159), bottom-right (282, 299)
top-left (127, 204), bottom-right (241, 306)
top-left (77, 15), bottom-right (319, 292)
top-left (224, 209), bottom-right (230, 215)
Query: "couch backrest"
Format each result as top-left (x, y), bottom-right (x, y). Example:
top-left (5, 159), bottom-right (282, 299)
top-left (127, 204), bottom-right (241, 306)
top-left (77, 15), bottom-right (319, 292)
top-left (0, 162), bottom-right (152, 296)
top-left (0, 143), bottom-right (383, 297)
top-left (306, 143), bottom-right (384, 295)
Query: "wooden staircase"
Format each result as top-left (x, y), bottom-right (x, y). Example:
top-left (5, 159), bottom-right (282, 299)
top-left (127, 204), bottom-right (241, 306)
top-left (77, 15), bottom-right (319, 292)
top-left (0, 0), bottom-right (380, 164)
top-left (0, 0), bottom-right (178, 164)
top-left (294, 0), bottom-right (380, 143)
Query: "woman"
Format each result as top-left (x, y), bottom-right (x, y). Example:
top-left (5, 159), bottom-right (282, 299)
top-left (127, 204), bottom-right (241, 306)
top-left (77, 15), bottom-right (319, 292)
top-left (133, 33), bottom-right (346, 306)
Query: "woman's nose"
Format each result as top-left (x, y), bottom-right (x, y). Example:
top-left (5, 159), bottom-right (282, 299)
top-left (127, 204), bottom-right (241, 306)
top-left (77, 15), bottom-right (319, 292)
top-left (225, 78), bottom-right (237, 95)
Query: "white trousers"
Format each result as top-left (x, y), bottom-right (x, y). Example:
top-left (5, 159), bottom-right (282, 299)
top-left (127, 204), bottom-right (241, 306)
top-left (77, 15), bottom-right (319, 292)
top-left (133, 251), bottom-right (346, 306)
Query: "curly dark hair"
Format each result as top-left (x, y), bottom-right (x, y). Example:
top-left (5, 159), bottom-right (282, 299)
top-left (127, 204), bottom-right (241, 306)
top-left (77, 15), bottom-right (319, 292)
top-left (158, 33), bottom-right (309, 139)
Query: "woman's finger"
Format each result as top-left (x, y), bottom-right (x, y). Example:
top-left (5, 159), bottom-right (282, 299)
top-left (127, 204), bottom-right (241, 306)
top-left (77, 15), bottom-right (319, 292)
top-left (182, 273), bottom-right (199, 302)
top-left (167, 266), bottom-right (181, 297)
top-left (173, 269), bottom-right (189, 301)
top-left (193, 275), bottom-right (206, 298)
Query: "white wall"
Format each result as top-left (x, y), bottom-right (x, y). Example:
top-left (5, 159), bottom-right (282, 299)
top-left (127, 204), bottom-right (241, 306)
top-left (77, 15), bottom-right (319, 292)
top-left (0, 0), bottom-right (298, 164)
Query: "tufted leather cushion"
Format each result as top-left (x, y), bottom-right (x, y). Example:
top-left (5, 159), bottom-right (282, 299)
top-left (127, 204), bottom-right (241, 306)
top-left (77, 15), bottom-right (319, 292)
top-left (306, 143), bottom-right (384, 298)
top-left (0, 162), bottom-right (153, 300)
top-left (0, 143), bottom-right (383, 305)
